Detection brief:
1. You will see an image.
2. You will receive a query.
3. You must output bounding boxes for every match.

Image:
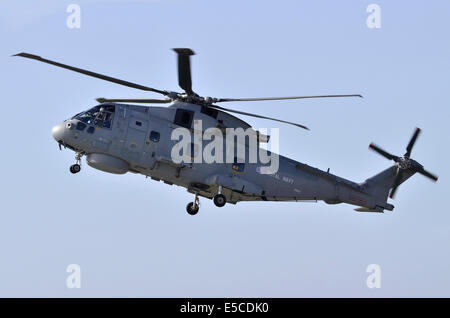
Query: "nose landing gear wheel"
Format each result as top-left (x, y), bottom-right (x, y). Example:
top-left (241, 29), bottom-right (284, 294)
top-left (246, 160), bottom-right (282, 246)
top-left (70, 152), bottom-right (83, 174)
top-left (69, 164), bottom-right (81, 174)
top-left (213, 194), bottom-right (226, 207)
top-left (186, 202), bottom-right (199, 215)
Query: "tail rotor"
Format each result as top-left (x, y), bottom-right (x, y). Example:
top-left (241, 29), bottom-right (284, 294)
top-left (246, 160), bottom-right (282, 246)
top-left (369, 127), bottom-right (438, 199)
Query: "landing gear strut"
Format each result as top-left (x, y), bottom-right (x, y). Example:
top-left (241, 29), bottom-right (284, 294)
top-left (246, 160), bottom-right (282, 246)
top-left (186, 193), bottom-right (200, 215)
top-left (70, 152), bottom-right (83, 174)
top-left (213, 186), bottom-right (227, 207)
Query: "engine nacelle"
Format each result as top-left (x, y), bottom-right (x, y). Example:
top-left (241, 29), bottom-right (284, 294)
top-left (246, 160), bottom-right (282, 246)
top-left (86, 153), bottom-right (129, 174)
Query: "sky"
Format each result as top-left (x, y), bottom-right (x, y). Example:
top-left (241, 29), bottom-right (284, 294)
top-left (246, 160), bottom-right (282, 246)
top-left (0, 0), bottom-right (449, 297)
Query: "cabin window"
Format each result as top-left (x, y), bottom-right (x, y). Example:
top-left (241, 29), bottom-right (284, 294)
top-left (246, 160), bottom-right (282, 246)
top-left (150, 130), bottom-right (160, 142)
top-left (174, 109), bottom-right (194, 128)
top-left (135, 121), bottom-right (142, 127)
top-left (232, 157), bottom-right (245, 173)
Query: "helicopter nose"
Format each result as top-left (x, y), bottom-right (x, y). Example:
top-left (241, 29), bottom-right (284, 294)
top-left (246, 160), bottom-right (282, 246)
top-left (51, 123), bottom-right (66, 142)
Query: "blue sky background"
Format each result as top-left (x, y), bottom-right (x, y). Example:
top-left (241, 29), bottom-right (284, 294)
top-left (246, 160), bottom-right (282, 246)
top-left (0, 0), bottom-right (449, 297)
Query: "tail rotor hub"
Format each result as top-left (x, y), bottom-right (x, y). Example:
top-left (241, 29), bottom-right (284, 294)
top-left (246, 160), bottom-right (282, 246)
top-left (397, 157), bottom-right (412, 170)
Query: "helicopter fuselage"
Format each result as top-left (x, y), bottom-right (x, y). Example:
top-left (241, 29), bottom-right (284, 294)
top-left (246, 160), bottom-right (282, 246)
top-left (51, 101), bottom-right (402, 211)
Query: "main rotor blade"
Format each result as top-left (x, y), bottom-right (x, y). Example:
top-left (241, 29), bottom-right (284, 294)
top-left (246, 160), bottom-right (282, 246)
top-left (369, 143), bottom-right (398, 161)
top-left (389, 170), bottom-right (404, 199)
top-left (416, 167), bottom-right (438, 182)
top-left (13, 52), bottom-right (168, 95)
top-left (173, 48), bottom-right (195, 95)
top-left (214, 94), bottom-right (363, 103)
top-left (96, 98), bottom-right (172, 104)
top-left (405, 127), bottom-right (421, 158)
top-left (208, 104), bottom-right (309, 130)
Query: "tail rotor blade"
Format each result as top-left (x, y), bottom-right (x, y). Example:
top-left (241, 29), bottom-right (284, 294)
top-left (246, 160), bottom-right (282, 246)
top-left (389, 185), bottom-right (399, 199)
top-left (369, 143), bottom-right (398, 161)
top-left (405, 127), bottom-right (421, 158)
top-left (417, 167), bottom-right (438, 182)
top-left (173, 48), bottom-right (195, 95)
top-left (389, 170), bottom-right (404, 199)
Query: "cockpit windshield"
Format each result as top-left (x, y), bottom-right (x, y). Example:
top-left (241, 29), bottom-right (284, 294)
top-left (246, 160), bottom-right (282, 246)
top-left (73, 104), bottom-right (115, 129)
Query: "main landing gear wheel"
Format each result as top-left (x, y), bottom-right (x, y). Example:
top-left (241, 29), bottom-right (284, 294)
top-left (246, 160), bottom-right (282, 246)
top-left (213, 194), bottom-right (226, 207)
top-left (186, 192), bottom-right (200, 215)
top-left (186, 202), bottom-right (199, 215)
top-left (69, 164), bottom-right (81, 174)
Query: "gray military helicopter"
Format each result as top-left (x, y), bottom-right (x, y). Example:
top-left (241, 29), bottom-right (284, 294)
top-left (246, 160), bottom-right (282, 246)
top-left (14, 49), bottom-right (438, 215)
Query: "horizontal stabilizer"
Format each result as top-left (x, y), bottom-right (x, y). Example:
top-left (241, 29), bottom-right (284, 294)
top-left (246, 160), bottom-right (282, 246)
top-left (354, 207), bottom-right (384, 213)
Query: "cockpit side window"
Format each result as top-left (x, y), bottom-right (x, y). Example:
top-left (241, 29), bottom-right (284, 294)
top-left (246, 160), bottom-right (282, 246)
top-left (102, 105), bottom-right (115, 113)
top-left (75, 106), bottom-right (100, 125)
top-left (75, 104), bottom-right (115, 129)
top-left (103, 112), bottom-right (113, 128)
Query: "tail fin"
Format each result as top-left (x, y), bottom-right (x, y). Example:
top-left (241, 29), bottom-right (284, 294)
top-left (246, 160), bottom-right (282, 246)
top-left (361, 166), bottom-right (415, 210)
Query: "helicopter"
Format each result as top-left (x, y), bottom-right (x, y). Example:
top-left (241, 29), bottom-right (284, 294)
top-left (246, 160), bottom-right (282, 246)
top-left (13, 49), bottom-right (438, 215)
